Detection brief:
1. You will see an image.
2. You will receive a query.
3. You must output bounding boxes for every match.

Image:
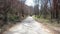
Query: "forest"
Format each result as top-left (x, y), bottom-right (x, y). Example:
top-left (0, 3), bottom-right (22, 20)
top-left (0, 0), bottom-right (60, 34)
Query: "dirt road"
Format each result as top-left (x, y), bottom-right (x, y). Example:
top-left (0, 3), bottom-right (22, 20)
top-left (3, 16), bottom-right (57, 34)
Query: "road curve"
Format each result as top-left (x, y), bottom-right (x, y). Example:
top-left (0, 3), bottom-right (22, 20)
top-left (3, 16), bottom-right (55, 34)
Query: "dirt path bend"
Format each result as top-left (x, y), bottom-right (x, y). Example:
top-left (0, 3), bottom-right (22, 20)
top-left (3, 16), bottom-right (57, 34)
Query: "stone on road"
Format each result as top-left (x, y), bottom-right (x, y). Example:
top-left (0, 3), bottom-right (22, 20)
top-left (3, 16), bottom-right (55, 34)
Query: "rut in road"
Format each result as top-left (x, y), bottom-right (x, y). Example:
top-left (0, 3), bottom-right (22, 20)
top-left (3, 16), bottom-right (55, 34)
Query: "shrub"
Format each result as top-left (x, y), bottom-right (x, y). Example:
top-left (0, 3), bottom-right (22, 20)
top-left (8, 15), bottom-right (19, 21)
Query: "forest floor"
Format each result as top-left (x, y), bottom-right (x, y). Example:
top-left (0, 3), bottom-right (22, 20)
top-left (3, 16), bottom-right (60, 34)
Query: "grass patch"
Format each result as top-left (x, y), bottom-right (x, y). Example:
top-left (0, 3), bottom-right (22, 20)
top-left (32, 15), bottom-right (60, 27)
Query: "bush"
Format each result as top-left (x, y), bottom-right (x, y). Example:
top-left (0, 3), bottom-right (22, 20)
top-left (8, 15), bottom-right (19, 21)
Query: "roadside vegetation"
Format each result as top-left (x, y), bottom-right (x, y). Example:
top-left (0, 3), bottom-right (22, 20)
top-left (32, 15), bottom-right (60, 27)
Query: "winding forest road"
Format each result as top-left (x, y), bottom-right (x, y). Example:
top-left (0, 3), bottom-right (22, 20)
top-left (3, 16), bottom-right (58, 34)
